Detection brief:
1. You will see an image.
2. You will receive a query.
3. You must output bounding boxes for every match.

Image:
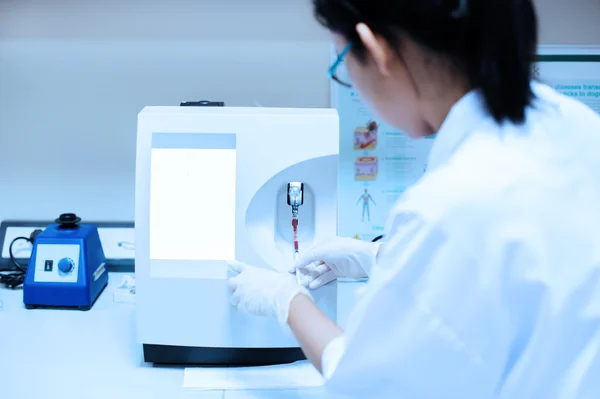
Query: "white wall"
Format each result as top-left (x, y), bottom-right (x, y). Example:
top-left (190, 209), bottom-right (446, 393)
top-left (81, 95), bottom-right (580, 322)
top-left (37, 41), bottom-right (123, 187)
top-left (534, 0), bottom-right (600, 45)
top-left (0, 0), bottom-right (330, 222)
top-left (0, 0), bottom-right (599, 223)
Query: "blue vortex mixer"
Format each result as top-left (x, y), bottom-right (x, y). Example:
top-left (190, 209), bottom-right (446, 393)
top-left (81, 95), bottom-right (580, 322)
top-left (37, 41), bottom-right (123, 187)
top-left (23, 213), bottom-right (108, 310)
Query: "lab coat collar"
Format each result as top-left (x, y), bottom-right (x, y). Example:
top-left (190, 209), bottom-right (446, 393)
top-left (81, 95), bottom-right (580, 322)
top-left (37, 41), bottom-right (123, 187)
top-left (427, 89), bottom-right (489, 171)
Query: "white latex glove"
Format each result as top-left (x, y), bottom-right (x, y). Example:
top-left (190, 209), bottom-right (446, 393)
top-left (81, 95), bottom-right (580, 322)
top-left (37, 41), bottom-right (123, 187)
top-left (227, 261), bottom-right (310, 327)
top-left (290, 237), bottom-right (380, 289)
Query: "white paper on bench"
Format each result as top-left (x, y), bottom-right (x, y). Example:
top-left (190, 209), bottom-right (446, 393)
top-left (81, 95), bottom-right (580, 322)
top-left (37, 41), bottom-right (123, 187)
top-left (183, 361), bottom-right (325, 391)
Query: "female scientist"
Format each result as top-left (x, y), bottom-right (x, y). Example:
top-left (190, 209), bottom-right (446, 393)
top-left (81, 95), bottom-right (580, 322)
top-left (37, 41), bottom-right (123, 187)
top-left (227, 0), bottom-right (600, 397)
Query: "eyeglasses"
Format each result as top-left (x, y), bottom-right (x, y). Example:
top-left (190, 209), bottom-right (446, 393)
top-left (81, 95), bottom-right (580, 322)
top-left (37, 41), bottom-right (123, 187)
top-left (328, 43), bottom-right (353, 88)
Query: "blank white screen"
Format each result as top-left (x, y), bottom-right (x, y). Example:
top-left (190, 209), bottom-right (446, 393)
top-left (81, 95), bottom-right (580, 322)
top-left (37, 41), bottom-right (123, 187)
top-left (149, 148), bottom-right (236, 260)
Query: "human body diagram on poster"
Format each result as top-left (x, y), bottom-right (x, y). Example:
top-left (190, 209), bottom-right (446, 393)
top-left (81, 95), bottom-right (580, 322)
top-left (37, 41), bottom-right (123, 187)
top-left (354, 121), bottom-right (379, 223)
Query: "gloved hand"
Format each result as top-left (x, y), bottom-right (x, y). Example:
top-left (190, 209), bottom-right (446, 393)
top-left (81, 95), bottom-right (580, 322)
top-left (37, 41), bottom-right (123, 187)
top-left (290, 237), bottom-right (380, 289)
top-left (227, 261), bottom-right (310, 327)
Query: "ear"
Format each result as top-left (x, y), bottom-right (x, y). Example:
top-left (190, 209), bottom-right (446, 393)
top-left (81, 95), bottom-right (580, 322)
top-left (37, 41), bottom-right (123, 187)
top-left (356, 23), bottom-right (391, 76)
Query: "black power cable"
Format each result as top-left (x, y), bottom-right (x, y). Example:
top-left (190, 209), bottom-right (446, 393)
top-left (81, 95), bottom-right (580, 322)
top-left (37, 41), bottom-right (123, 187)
top-left (0, 229), bottom-right (43, 289)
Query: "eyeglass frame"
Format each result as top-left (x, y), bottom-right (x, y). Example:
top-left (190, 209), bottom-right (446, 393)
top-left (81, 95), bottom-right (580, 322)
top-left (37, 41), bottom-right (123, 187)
top-left (328, 42), bottom-right (353, 88)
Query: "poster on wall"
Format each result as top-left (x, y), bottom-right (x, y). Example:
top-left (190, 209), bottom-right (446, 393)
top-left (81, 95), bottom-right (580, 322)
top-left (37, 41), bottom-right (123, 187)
top-left (331, 45), bottom-right (600, 241)
top-left (330, 46), bottom-right (434, 241)
top-left (537, 46), bottom-right (600, 115)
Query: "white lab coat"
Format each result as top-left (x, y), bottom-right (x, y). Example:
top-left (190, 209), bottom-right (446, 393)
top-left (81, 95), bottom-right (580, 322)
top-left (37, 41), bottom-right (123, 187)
top-left (322, 83), bottom-right (600, 398)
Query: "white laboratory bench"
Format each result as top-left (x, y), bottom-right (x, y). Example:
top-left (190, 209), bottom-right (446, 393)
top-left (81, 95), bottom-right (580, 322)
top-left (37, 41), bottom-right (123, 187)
top-left (0, 273), bottom-right (361, 399)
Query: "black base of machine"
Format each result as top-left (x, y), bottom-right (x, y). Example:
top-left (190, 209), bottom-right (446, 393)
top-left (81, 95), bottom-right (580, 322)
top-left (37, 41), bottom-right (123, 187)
top-left (143, 344), bottom-right (306, 366)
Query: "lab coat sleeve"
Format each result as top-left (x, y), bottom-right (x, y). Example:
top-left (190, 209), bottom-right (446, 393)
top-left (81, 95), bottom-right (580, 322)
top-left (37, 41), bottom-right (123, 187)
top-left (324, 206), bottom-right (524, 399)
top-left (321, 335), bottom-right (347, 380)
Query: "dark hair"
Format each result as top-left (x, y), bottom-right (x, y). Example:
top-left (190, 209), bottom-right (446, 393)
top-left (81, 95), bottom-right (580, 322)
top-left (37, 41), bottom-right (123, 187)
top-left (313, 0), bottom-right (539, 125)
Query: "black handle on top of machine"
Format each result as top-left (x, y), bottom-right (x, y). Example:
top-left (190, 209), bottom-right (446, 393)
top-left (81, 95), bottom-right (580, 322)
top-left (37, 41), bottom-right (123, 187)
top-left (55, 213), bottom-right (81, 229)
top-left (180, 101), bottom-right (225, 107)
